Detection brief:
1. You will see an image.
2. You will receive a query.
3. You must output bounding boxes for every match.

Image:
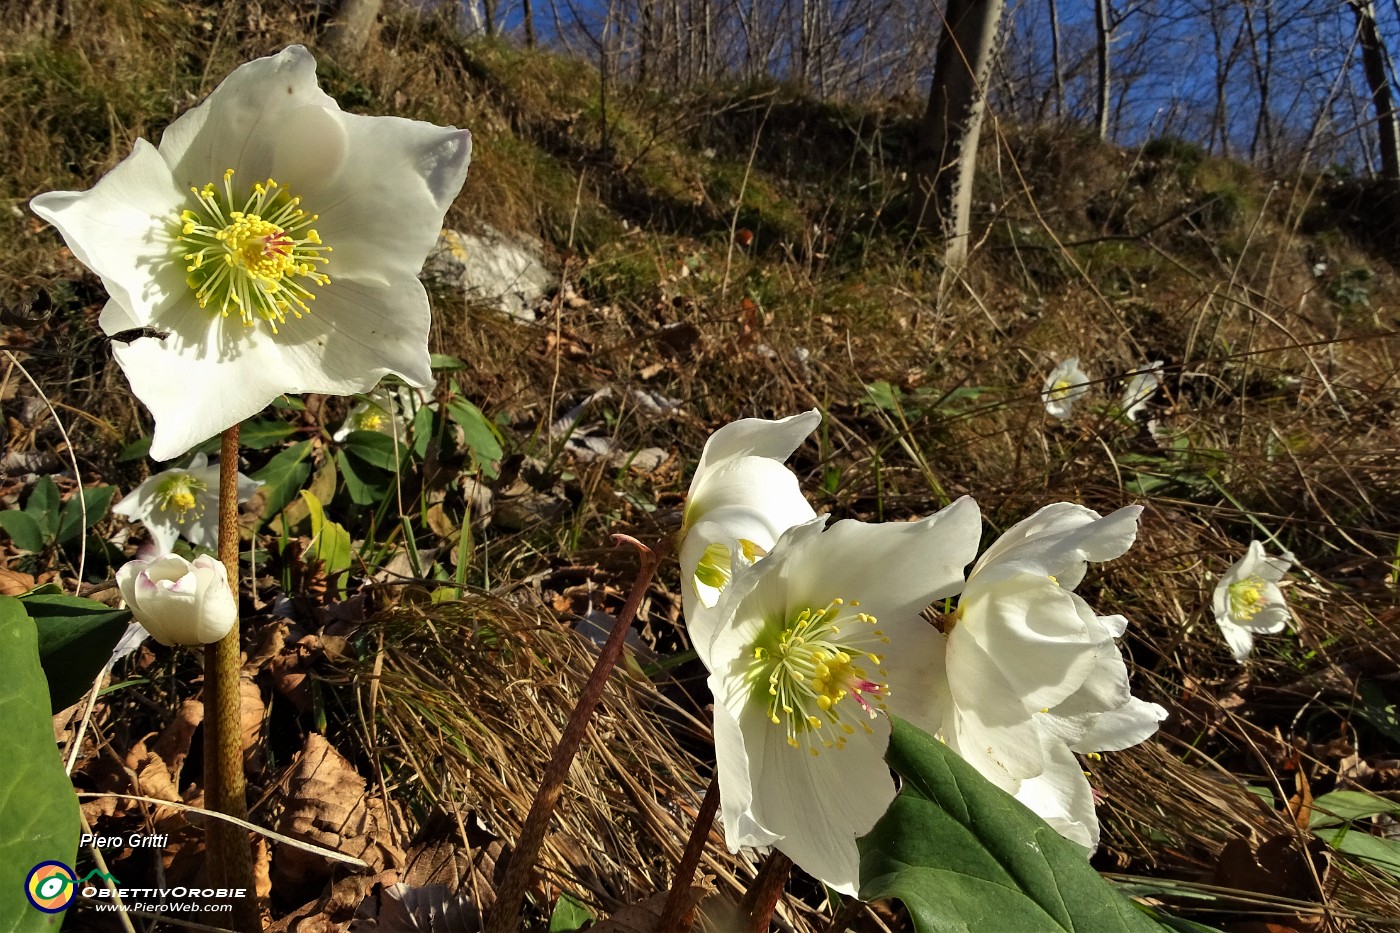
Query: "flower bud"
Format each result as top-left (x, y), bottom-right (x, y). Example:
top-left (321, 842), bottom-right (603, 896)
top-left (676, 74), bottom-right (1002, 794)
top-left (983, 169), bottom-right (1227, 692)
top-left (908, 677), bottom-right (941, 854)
top-left (115, 554), bottom-right (237, 646)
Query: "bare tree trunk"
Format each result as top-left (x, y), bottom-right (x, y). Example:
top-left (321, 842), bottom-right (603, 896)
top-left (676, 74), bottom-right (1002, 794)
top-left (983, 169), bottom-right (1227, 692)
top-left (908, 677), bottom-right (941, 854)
top-left (1348, 0), bottom-right (1400, 183)
top-left (1244, 0), bottom-right (1273, 166)
top-left (1094, 0), bottom-right (1112, 139)
top-left (911, 0), bottom-right (1006, 273)
top-left (1048, 0), bottom-right (1064, 119)
top-left (321, 0), bottom-right (382, 60)
top-left (483, 0), bottom-right (499, 36)
top-left (523, 0), bottom-right (536, 47)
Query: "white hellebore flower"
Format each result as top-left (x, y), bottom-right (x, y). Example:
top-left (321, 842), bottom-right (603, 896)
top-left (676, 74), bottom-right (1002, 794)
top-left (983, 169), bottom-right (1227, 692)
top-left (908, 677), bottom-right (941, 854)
top-left (1120, 361), bottom-right (1164, 421)
top-left (113, 454), bottom-right (260, 553)
top-left (31, 46), bottom-right (472, 461)
top-left (679, 410), bottom-right (820, 661)
top-left (1212, 541), bottom-right (1292, 661)
top-left (706, 498), bottom-right (981, 894)
top-left (116, 554), bottom-right (237, 646)
top-left (929, 503), bottom-right (1165, 851)
top-left (1042, 357), bottom-right (1090, 419)
top-left (332, 384), bottom-right (421, 442)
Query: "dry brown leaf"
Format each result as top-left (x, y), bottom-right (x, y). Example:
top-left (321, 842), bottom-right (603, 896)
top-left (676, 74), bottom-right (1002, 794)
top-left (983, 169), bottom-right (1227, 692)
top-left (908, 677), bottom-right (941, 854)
top-left (0, 566), bottom-right (36, 595)
top-left (273, 733), bottom-right (405, 903)
top-left (284, 874), bottom-right (377, 933)
top-left (242, 673), bottom-right (267, 774)
top-left (153, 699), bottom-right (203, 786)
top-left (589, 887), bottom-right (710, 932)
top-left (254, 834), bottom-right (273, 902)
top-left (354, 882), bottom-right (481, 933)
top-left (1211, 832), bottom-right (1329, 907)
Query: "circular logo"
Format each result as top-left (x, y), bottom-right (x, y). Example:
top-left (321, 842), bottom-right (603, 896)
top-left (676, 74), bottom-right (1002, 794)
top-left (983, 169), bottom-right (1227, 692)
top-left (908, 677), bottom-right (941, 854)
top-left (25, 862), bottom-right (76, 913)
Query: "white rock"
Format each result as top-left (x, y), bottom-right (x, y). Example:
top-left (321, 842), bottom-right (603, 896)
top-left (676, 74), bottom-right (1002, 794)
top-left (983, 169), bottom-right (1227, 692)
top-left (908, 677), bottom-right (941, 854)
top-left (423, 226), bottom-right (557, 323)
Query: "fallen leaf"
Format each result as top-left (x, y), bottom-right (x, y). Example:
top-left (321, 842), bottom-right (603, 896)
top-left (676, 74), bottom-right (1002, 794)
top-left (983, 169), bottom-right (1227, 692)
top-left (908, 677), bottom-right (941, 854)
top-left (273, 734), bottom-right (405, 903)
top-left (589, 886), bottom-right (710, 932)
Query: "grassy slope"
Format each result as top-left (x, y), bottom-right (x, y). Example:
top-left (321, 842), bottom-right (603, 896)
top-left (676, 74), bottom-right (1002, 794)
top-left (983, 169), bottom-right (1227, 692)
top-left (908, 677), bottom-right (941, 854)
top-left (4, 1), bottom-right (1400, 928)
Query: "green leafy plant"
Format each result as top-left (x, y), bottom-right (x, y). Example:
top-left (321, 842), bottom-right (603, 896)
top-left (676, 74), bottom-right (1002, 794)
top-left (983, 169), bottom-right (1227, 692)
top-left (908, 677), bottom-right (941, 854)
top-left (859, 718), bottom-right (1164, 932)
top-left (0, 596), bottom-right (82, 931)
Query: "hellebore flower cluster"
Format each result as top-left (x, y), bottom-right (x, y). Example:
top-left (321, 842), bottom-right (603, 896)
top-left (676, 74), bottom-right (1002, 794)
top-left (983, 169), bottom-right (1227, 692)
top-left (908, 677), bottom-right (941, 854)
top-left (113, 453), bottom-right (260, 554)
top-left (31, 45), bottom-right (473, 462)
top-left (1121, 360), bottom-right (1165, 421)
top-left (678, 411), bottom-right (1166, 893)
top-left (1213, 541), bottom-right (1293, 661)
top-left (1042, 357), bottom-right (1091, 419)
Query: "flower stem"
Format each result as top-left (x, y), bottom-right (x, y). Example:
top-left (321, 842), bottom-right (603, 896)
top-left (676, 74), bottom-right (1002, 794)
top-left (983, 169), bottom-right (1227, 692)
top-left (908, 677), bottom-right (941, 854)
top-left (656, 774), bottom-right (721, 933)
top-left (739, 850), bottom-right (793, 933)
top-left (204, 424), bottom-right (259, 931)
top-left (484, 535), bottom-right (666, 933)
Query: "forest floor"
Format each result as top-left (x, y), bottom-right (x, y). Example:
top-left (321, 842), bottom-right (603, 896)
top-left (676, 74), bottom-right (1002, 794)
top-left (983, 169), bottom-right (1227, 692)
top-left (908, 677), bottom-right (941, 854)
top-left (4, 1), bottom-right (1400, 930)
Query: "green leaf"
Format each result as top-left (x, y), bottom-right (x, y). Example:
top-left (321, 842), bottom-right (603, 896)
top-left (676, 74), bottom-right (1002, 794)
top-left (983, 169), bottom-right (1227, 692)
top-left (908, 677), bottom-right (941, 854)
top-left (430, 353), bottom-right (468, 371)
top-left (0, 511), bottom-right (46, 553)
top-left (1317, 827), bottom-right (1400, 878)
top-left (1309, 790), bottom-right (1400, 829)
top-left (863, 380), bottom-right (901, 413)
top-left (116, 435), bottom-right (153, 463)
top-left (548, 891), bottom-right (594, 931)
top-left (56, 485), bottom-right (116, 546)
top-left (21, 593), bottom-right (132, 712)
top-left (0, 596), bottom-right (81, 929)
top-left (252, 440), bottom-right (313, 523)
top-left (411, 404), bottom-right (436, 461)
top-left (342, 430), bottom-right (408, 471)
top-left (25, 477), bottom-right (60, 538)
top-left (859, 718), bottom-right (1159, 932)
top-left (239, 418), bottom-right (298, 450)
top-left (447, 399), bottom-right (503, 467)
top-left (299, 490), bottom-right (354, 594)
top-left (335, 450), bottom-right (389, 507)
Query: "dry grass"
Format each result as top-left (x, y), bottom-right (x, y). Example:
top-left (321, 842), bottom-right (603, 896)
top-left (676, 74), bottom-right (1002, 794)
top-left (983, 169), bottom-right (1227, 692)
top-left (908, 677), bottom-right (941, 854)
top-left (6, 0), bottom-right (1400, 929)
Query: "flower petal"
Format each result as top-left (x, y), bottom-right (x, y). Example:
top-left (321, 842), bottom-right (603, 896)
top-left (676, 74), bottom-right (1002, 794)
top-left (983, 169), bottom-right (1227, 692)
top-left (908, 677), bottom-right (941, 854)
top-left (158, 46), bottom-right (340, 190)
top-left (108, 270), bottom-right (434, 460)
top-left (692, 409), bottom-right (821, 485)
top-left (1066, 698), bottom-right (1168, 753)
top-left (30, 139), bottom-right (188, 326)
top-left (303, 114), bottom-right (472, 282)
top-left (973, 503), bottom-right (1141, 590)
top-left (1014, 740), bottom-right (1099, 852)
top-left (956, 574), bottom-right (1102, 711)
top-left (782, 497), bottom-right (982, 626)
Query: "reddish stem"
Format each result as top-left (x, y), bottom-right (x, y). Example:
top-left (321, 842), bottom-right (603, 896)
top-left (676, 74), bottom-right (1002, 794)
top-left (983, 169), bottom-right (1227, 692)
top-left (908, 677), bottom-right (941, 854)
top-left (656, 775), bottom-right (721, 933)
top-left (485, 535), bottom-right (667, 933)
top-left (739, 850), bottom-right (793, 933)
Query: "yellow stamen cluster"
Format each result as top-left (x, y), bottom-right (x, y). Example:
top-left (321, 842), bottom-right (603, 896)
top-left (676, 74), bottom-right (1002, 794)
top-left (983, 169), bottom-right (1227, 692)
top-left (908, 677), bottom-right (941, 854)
top-left (1228, 577), bottom-right (1267, 622)
top-left (176, 169), bottom-right (331, 333)
top-left (354, 410), bottom-right (387, 433)
top-left (1048, 379), bottom-right (1073, 402)
top-left (154, 472), bottom-right (208, 523)
top-left (747, 597), bottom-right (891, 757)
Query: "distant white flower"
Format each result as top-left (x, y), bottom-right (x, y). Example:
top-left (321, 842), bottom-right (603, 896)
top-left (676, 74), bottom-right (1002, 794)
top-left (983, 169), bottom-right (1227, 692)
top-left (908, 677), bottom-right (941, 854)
top-left (113, 454), bottom-right (259, 553)
top-left (679, 410), bottom-right (821, 662)
top-left (926, 503), bottom-right (1164, 850)
top-left (1212, 541), bottom-right (1292, 661)
top-left (116, 554), bottom-right (237, 646)
top-left (1120, 361), bottom-right (1164, 420)
top-left (706, 499), bottom-right (981, 894)
top-left (1042, 357), bottom-right (1090, 419)
top-left (31, 45), bottom-right (472, 461)
top-left (332, 385), bottom-right (421, 442)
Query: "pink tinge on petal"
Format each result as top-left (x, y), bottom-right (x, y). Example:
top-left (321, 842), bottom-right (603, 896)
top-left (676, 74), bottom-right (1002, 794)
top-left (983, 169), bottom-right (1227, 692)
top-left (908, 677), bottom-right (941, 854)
top-left (135, 572), bottom-right (160, 597)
